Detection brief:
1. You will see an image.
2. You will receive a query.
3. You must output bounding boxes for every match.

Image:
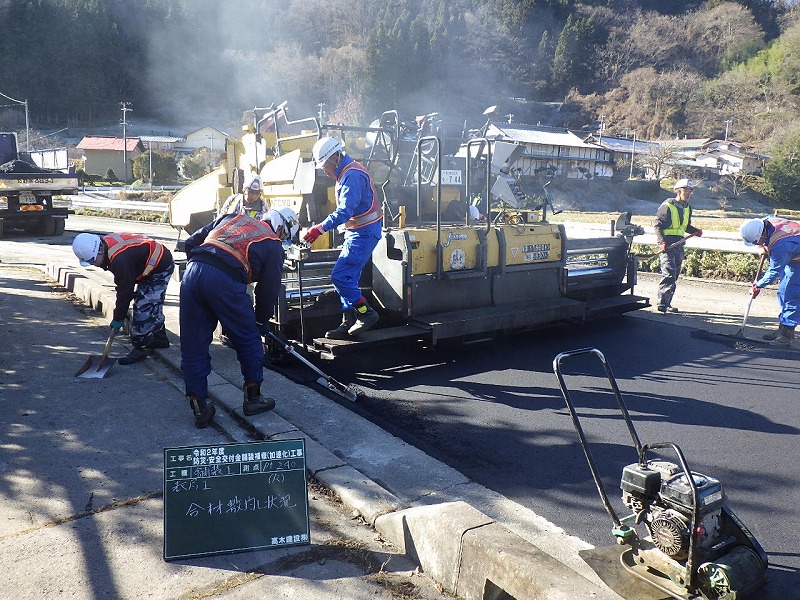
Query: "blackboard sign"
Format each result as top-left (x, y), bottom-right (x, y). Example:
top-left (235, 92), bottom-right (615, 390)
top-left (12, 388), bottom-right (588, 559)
top-left (163, 438), bottom-right (310, 561)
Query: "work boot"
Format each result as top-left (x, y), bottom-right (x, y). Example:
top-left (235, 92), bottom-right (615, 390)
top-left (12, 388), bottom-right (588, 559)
top-left (762, 325), bottom-right (782, 341)
top-left (188, 394), bottom-right (215, 429)
top-left (147, 326), bottom-right (170, 349)
top-left (773, 324), bottom-right (795, 346)
top-left (118, 345), bottom-right (152, 365)
top-left (348, 300), bottom-right (379, 337)
top-left (242, 383), bottom-right (276, 416)
top-left (325, 310), bottom-right (356, 340)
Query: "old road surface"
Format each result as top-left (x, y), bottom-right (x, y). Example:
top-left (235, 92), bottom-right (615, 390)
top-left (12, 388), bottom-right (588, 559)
top-left (2, 214), bottom-right (798, 599)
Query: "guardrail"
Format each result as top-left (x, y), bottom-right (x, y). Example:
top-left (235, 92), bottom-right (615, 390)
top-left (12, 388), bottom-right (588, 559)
top-left (68, 195), bottom-right (169, 215)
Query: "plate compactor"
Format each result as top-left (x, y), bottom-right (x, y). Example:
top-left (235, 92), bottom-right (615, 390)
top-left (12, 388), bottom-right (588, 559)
top-left (553, 348), bottom-right (768, 600)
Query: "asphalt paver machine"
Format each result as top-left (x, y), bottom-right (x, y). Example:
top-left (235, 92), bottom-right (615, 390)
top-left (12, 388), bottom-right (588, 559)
top-left (553, 347), bottom-right (768, 600)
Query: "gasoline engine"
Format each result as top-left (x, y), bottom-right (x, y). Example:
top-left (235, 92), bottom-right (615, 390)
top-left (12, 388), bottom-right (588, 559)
top-left (554, 348), bottom-right (768, 600)
top-left (620, 456), bottom-right (767, 599)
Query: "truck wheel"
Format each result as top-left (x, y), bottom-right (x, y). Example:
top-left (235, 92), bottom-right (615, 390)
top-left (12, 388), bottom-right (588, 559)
top-left (52, 217), bottom-right (66, 236)
top-left (39, 217), bottom-right (57, 236)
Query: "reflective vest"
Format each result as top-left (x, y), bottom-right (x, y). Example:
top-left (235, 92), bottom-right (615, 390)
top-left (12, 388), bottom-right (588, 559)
top-left (766, 217), bottom-right (800, 263)
top-left (662, 200), bottom-right (691, 236)
top-left (203, 214), bottom-right (281, 282)
top-left (219, 194), bottom-right (267, 220)
top-left (105, 234), bottom-right (164, 280)
top-left (337, 161), bottom-right (382, 230)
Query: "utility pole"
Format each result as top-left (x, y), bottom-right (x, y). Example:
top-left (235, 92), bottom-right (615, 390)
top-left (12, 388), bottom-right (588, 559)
top-left (148, 141), bottom-right (153, 191)
top-left (723, 119), bottom-right (732, 141)
top-left (120, 102), bottom-right (132, 182)
top-left (317, 103), bottom-right (327, 123)
top-left (0, 91), bottom-right (30, 150)
top-left (629, 131), bottom-right (637, 180)
top-left (598, 115), bottom-right (606, 142)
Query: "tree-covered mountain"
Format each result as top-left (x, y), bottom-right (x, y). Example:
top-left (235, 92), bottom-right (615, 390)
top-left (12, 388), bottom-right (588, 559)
top-left (1, 0), bottom-right (799, 154)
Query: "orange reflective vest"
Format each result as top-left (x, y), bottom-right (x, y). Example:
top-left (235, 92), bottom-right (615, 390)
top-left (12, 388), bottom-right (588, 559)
top-left (337, 161), bottom-right (382, 230)
top-left (203, 215), bottom-right (281, 282)
top-left (105, 234), bottom-right (165, 280)
top-left (766, 217), bottom-right (800, 263)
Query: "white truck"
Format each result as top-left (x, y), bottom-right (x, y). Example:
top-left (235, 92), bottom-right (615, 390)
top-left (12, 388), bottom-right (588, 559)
top-left (0, 132), bottom-right (77, 237)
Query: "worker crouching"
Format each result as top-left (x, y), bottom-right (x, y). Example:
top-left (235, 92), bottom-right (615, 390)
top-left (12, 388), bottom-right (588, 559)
top-left (179, 214), bottom-right (285, 428)
top-left (72, 232), bottom-right (173, 364)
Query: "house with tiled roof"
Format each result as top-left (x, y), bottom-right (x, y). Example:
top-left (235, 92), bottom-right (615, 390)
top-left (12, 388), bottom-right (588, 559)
top-left (75, 136), bottom-right (145, 180)
top-left (696, 140), bottom-right (767, 176)
top-left (484, 123), bottom-right (612, 179)
top-left (181, 126), bottom-right (230, 152)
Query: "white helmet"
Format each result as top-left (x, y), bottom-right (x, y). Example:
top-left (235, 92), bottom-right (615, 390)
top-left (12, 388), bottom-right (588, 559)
top-left (739, 218), bottom-right (765, 246)
top-left (312, 136), bottom-right (343, 169)
top-left (264, 207), bottom-right (300, 242)
top-left (72, 233), bottom-right (102, 266)
top-left (674, 178), bottom-right (694, 190)
top-left (244, 174), bottom-right (262, 193)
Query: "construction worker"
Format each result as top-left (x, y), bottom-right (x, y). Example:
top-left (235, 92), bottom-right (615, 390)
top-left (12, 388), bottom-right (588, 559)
top-left (72, 232), bottom-right (173, 364)
top-left (653, 178), bottom-right (703, 313)
top-left (303, 136), bottom-right (382, 339)
top-left (179, 213), bottom-right (285, 428)
top-left (218, 174), bottom-right (267, 219)
top-left (263, 207), bottom-right (301, 246)
top-left (740, 216), bottom-right (800, 346)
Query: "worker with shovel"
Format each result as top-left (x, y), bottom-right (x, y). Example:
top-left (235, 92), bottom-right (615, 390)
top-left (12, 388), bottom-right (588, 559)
top-left (179, 213), bottom-right (285, 429)
top-left (72, 232), bottom-right (174, 365)
top-left (740, 216), bottom-right (800, 346)
top-left (653, 178), bottom-right (703, 313)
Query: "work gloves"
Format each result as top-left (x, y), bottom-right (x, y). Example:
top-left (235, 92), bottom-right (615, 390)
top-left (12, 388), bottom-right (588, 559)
top-left (110, 319), bottom-right (125, 333)
top-left (751, 285), bottom-right (761, 298)
top-left (303, 224), bottom-right (324, 244)
top-left (694, 229), bottom-right (703, 237)
top-left (257, 322), bottom-right (272, 337)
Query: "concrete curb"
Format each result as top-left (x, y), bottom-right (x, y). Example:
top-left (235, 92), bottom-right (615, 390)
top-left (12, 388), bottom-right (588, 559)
top-left (45, 261), bottom-right (620, 600)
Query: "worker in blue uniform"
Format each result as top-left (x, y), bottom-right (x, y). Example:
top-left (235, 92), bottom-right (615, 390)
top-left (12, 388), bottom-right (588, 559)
top-left (740, 216), bottom-right (800, 346)
top-left (302, 136), bottom-right (383, 339)
top-left (180, 213), bottom-right (285, 428)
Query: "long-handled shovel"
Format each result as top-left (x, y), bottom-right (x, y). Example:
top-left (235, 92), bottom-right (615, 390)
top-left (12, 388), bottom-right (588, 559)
top-left (265, 331), bottom-right (358, 402)
top-left (736, 253), bottom-right (767, 337)
top-left (636, 231), bottom-right (700, 260)
top-left (76, 330), bottom-right (117, 378)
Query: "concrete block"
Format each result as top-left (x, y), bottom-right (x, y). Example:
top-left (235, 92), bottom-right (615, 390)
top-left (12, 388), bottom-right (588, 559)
top-left (315, 464), bottom-right (405, 526)
top-left (375, 501), bottom-right (494, 594)
top-left (457, 522), bottom-right (617, 600)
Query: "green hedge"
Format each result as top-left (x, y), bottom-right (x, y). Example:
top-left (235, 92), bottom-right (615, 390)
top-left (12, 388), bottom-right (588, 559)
top-left (635, 246), bottom-right (761, 283)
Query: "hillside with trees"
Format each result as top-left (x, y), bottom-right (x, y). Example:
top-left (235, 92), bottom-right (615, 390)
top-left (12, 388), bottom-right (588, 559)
top-left (2, 0), bottom-right (800, 201)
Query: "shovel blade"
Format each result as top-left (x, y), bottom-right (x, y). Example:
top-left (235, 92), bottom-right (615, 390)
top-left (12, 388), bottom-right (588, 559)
top-left (76, 355), bottom-right (117, 378)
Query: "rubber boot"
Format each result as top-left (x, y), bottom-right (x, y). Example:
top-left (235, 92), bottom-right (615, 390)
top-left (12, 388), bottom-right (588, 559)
top-left (348, 300), bottom-right (379, 337)
top-left (774, 324), bottom-right (795, 346)
top-left (148, 326), bottom-right (170, 349)
top-left (188, 394), bottom-right (215, 429)
top-left (762, 325), bottom-right (782, 341)
top-left (325, 310), bottom-right (356, 340)
top-left (242, 383), bottom-right (276, 416)
top-left (118, 345), bottom-right (152, 365)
